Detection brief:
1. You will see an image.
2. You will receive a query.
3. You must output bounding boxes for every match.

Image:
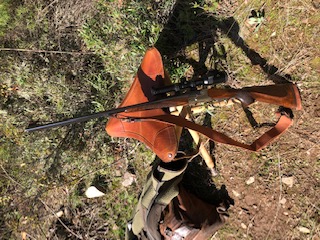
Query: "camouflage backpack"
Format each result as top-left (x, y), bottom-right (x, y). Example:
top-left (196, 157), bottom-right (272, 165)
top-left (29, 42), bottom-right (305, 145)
top-left (125, 159), bottom-right (232, 240)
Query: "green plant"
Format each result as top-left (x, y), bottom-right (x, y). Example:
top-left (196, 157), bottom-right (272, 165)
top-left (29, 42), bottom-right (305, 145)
top-left (80, 0), bottom-right (167, 81)
top-left (0, 0), bottom-right (10, 36)
top-left (247, 9), bottom-right (266, 32)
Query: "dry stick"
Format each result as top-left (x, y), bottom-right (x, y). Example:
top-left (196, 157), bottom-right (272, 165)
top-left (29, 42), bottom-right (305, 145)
top-left (265, 154), bottom-right (283, 240)
top-left (23, 232), bottom-right (37, 240)
top-left (172, 106), bottom-right (215, 170)
top-left (38, 198), bottom-right (83, 239)
top-left (0, 48), bottom-right (94, 55)
top-left (86, 207), bottom-right (100, 236)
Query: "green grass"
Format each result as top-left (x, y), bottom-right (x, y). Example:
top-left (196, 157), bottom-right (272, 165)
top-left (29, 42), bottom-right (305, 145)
top-left (0, 0), bottom-right (10, 36)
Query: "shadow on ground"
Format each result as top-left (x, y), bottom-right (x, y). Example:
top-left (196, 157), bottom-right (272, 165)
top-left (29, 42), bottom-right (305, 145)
top-left (154, 0), bottom-right (295, 207)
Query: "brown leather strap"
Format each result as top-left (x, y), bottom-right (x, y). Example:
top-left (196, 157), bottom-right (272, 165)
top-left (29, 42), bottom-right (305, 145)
top-left (121, 110), bottom-right (293, 152)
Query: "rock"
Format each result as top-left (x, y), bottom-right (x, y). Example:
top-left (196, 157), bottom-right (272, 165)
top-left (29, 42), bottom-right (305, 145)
top-left (56, 210), bottom-right (63, 218)
top-left (282, 176), bottom-right (294, 187)
top-left (232, 190), bottom-right (241, 198)
top-left (85, 186), bottom-right (105, 198)
top-left (298, 226), bottom-right (311, 234)
top-left (246, 176), bottom-right (255, 185)
top-left (279, 197), bottom-right (287, 205)
top-left (241, 223), bottom-right (247, 229)
top-left (122, 172), bottom-right (136, 187)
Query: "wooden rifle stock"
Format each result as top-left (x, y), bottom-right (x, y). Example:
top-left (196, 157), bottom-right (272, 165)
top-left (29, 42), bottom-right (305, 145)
top-left (207, 83), bottom-right (302, 110)
top-left (26, 83), bottom-right (301, 132)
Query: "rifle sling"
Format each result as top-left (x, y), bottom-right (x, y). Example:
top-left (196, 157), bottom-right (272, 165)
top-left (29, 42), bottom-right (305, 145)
top-left (118, 112), bottom-right (292, 152)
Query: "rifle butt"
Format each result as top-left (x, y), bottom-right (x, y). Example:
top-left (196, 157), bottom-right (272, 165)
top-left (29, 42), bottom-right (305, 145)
top-left (208, 83), bottom-right (302, 110)
top-left (244, 84), bottom-right (302, 110)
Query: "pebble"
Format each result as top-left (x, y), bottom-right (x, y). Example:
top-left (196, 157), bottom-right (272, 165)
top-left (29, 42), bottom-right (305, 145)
top-left (232, 190), bottom-right (241, 198)
top-left (241, 223), bottom-right (247, 229)
top-left (279, 197), bottom-right (287, 205)
top-left (281, 176), bottom-right (294, 187)
top-left (122, 172), bottom-right (136, 187)
top-left (246, 176), bottom-right (255, 185)
top-left (56, 210), bottom-right (63, 218)
top-left (298, 226), bottom-right (311, 234)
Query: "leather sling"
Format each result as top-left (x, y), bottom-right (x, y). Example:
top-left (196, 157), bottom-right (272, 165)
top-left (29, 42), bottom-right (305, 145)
top-left (124, 109), bottom-right (294, 152)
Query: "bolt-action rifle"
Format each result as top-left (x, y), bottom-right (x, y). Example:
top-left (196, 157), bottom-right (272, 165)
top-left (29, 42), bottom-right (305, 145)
top-left (25, 47), bottom-right (302, 162)
top-left (25, 75), bottom-right (301, 133)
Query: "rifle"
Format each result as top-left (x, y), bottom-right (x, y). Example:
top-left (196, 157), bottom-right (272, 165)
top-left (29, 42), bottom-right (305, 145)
top-left (25, 46), bottom-right (303, 163)
top-left (26, 80), bottom-right (302, 133)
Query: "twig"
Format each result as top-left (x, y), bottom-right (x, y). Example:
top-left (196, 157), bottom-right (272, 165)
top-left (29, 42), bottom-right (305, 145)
top-left (265, 154), bottom-right (282, 240)
top-left (0, 48), bottom-right (94, 55)
top-left (0, 165), bottom-right (25, 189)
top-left (25, 232), bottom-right (37, 240)
top-left (86, 208), bottom-right (100, 237)
top-left (38, 198), bottom-right (83, 239)
top-left (246, 215), bottom-right (256, 236)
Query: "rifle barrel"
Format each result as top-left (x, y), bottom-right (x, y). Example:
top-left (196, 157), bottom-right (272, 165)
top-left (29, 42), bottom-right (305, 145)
top-left (25, 91), bottom-right (199, 132)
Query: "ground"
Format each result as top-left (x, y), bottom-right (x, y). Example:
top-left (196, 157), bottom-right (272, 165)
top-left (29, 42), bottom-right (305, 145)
top-left (0, 0), bottom-right (319, 239)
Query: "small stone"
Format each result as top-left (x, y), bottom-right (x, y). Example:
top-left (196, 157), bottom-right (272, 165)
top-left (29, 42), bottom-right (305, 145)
top-left (241, 223), bottom-right (247, 229)
top-left (282, 176), bottom-right (294, 187)
top-left (56, 210), bottom-right (63, 218)
top-left (279, 197), bottom-right (287, 205)
top-left (298, 226), bottom-right (311, 234)
top-left (122, 172), bottom-right (136, 187)
top-left (283, 212), bottom-right (289, 216)
top-left (232, 190), bottom-right (241, 198)
top-left (85, 186), bottom-right (105, 198)
top-left (246, 177), bottom-right (255, 185)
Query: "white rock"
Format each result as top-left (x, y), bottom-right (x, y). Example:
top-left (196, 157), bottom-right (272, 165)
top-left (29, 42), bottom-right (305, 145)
top-left (56, 210), bottom-right (63, 218)
top-left (85, 186), bottom-right (105, 198)
top-left (246, 177), bottom-right (255, 185)
top-left (282, 176), bottom-right (294, 187)
top-left (241, 223), bottom-right (247, 229)
top-left (122, 172), bottom-right (136, 187)
top-left (232, 190), bottom-right (241, 197)
top-left (298, 226), bottom-right (311, 234)
top-left (279, 197), bottom-right (287, 205)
